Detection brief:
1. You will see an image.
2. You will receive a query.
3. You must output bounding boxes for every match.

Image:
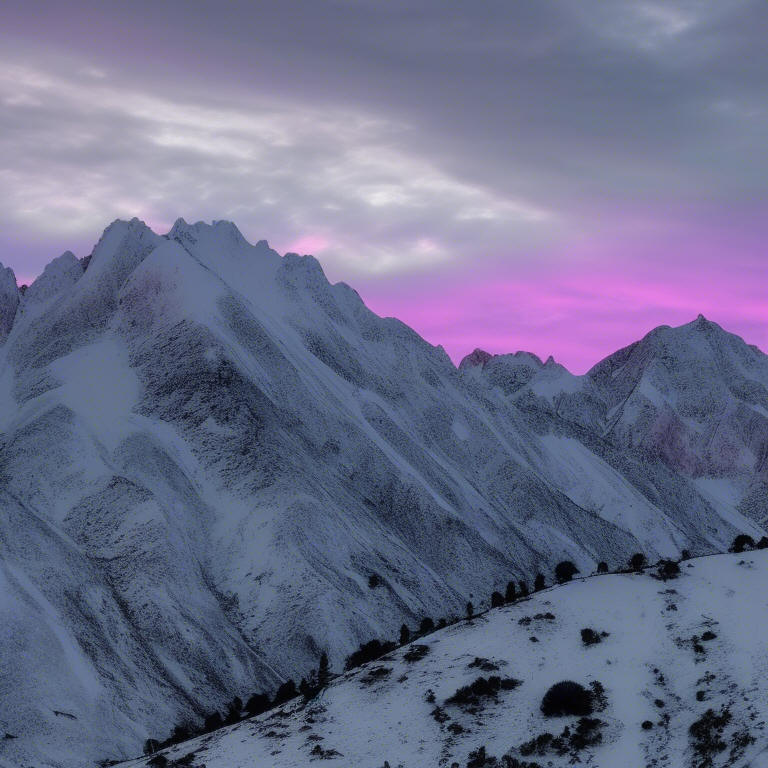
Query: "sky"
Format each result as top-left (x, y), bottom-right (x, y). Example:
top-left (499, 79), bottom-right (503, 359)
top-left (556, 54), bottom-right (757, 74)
top-left (0, 0), bottom-right (766, 372)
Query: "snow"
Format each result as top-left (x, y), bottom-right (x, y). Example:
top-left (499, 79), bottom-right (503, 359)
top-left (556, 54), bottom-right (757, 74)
top-left (116, 551), bottom-right (768, 768)
top-left (2, 218), bottom-right (768, 767)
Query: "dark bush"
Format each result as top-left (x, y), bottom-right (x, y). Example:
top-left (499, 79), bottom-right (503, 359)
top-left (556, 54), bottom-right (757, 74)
top-left (629, 552), bottom-right (647, 571)
top-left (399, 624), bottom-right (410, 645)
top-left (245, 692), bottom-right (270, 717)
top-left (642, 720), bottom-right (653, 730)
top-left (446, 675), bottom-right (522, 707)
top-left (555, 561), bottom-right (579, 583)
top-left (505, 580), bottom-right (517, 602)
top-left (596, 561), bottom-right (609, 574)
top-left (656, 560), bottom-right (680, 580)
top-left (368, 573), bottom-right (381, 588)
top-left (143, 739), bottom-right (161, 755)
top-left (491, 591), bottom-right (505, 608)
top-left (147, 756), bottom-right (168, 768)
top-left (466, 601), bottom-right (474, 619)
top-left (701, 630), bottom-right (717, 641)
top-left (681, 549), bottom-right (691, 560)
top-left (730, 534), bottom-right (755, 553)
top-left (580, 628), bottom-right (602, 646)
top-left (419, 617), bottom-right (435, 635)
top-left (689, 707), bottom-right (732, 763)
top-left (345, 639), bottom-right (396, 670)
top-left (403, 644), bottom-right (430, 663)
top-left (466, 745), bottom-right (495, 768)
top-left (757, 536), bottom-right (768, 550)
top-left (540, 681), bottom-right (594, 717)
top-left (203, 712), bottom-right (223, 732)
top-left (518, 581), bottom-right (529, 597)
top-left (534, 573), bottom-right (545, 591)
top-left (272, 679), bottom-right (297, 705)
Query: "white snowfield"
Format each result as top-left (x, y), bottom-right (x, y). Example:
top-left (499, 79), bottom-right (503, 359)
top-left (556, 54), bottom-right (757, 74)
top-left (0, 218), bottom-right (767, 767)
top-left (118, 551), bottom-right (768, 768)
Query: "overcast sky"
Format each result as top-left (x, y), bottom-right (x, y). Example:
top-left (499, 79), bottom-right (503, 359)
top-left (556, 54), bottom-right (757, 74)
top-left (1, 0), bottom-right (766, 371)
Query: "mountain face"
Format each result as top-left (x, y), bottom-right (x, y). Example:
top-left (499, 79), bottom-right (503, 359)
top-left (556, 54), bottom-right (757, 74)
top-left (114, 550), bottom-right (768, 768)
top-left (0, 219), bottom-right (766, 767)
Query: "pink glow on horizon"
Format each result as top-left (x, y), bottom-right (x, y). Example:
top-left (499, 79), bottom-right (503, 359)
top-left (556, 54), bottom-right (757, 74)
top-left (289, 234), bottom-right (330, 254)
top-left (355, 240), bottom-right (768, 374)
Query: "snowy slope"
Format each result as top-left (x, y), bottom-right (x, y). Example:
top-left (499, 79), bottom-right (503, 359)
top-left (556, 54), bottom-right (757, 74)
top-left (0, 218), bottom-right (767, 767)
top-left (116, 551), bottom-right (768, 768)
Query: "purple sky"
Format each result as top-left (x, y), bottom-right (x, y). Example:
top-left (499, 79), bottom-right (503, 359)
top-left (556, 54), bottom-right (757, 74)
top-left (1, 1), bottom-right (766, 372)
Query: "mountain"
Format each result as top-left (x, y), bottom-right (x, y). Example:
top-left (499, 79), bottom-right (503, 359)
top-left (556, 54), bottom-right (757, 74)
top-left (0, 218), bottom-right (766, 767)
top-left (115, 550), bottom-right (768, 768)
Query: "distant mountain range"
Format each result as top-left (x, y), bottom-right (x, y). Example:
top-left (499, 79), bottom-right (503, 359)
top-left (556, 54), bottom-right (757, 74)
top-left (1, 219), bottom-right (766, 767)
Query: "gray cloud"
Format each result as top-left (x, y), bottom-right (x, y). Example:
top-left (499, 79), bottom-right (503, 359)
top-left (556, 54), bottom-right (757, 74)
top-left (0, 0), bottom-right (765, 288)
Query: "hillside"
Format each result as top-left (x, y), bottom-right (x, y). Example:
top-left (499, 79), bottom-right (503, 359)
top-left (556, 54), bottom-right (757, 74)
top-left (0, 218), bottom-right (767, 766)
top-left (117, 551), bottom-right (768, 768)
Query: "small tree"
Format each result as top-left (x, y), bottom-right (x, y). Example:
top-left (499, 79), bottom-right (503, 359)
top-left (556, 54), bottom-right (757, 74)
top-left (273, 679), bottom-right (297, 705)
top-left (224, 696), bottom-right (242, 724)
top-left (757, 537), bottom-right (768, 550)
top-left (143, 739), bottom-right (161, 755)
top-left (466, 601), bottom-right (474, 620)
top-left (419, 617), bottom-right (435, 635)
top-left (629, 552), bottom-right (647, 571)
top-left (730, 534), bottom-right (755, 553)
top-left (399, 624), bottom-right (410, 645)
top-left (596, 561), bottom-right (609, 574)
top-left (505, 580), bottom-right (517, 602)
top-left (203, 712), bottom-right (223, 733)
top-left (491, 591), bottom-right (504, 608)
top-left (518, 580), bottom-right (529, 597)
top-left (318, 652), bottom-right (330, 687)
top-left (657, 559), bottom-right (680, 580)
top-left (681, 549), bottom-right (691, 560)
top-left (554, 561), bottom-right (579, 583)
top-left (245, 693), bottom-right (270, 717)
top-left (534, 573), bottom-right (546, 591)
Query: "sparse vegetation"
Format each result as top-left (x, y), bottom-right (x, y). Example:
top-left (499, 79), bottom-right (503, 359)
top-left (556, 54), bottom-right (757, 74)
top-left (580, 628), bottom-right (608, 646)
top-left (446, 676), bottom-right (522, 707)
top-left (403, 644), bottom-right (430, 663)
top-left (689, 707), bottom-right (732, 766)
top-left (730, 534), bottom-right (755, 553)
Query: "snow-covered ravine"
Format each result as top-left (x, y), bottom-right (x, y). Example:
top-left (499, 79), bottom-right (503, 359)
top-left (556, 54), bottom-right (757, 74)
top-left (119, 551), bottom-right (768, 768)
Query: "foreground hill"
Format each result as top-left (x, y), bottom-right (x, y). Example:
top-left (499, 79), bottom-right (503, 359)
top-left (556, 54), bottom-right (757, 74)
top-left (118, 550), bottom-right (768, 768)
top-left (0, 218), bottom-right (767, 765)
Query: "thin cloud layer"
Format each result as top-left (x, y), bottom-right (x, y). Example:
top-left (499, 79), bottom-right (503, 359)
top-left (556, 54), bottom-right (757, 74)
top-left (0, 0), bottom-right (766, 370)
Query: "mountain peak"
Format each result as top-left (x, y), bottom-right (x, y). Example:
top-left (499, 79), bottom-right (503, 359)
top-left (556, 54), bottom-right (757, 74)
top-left (458, 348), bottom-right (493, 369)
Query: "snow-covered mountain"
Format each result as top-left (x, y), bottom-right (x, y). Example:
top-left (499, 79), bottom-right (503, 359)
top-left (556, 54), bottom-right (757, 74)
top-left (115, 550), bottom-right (768, 768)
top-left (0, 218), bottom-right (766, 767)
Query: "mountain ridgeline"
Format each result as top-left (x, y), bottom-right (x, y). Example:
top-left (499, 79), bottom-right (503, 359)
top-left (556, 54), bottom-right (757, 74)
top-left (0, 218), bottom-right (766, 767)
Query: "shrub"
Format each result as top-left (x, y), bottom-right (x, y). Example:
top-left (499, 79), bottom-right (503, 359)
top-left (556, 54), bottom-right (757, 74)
top-left (143, 739), bottom-right (161, 755)
top-left (757, 536), bottom-right (768, 550)
top-left (540, 681), bottom-right (594, 717)
top-left (629, 553), bottom-right (647, 571)
top-left (656, 560), bottom-right (680, 580)
top-left (701, 630), bottom-right (717, 641)
top-left (403, 644), bottom-right (430, 663)
top-left (730, 534), bottom-right (755, 553)
top-left (505, 580), bottom-right (517, 602)
top-left (466, 601), bottom-right (474, 619)
top-left (596, 561), bottom-right (608, 574)
top-left (518, 581), bottom-right (529, 597)
top-left (419, 617), bottom-right (435, 635)
top-left (534, 573), bottom-right (545, 591)
top-left (580, 628), bottom-right (602, 646)
top-left (368, 573), bottom-right (381, 588)
top-left (345, 639), bottom-right (396, 670)
top-left (642, 720), bottom-right (653, 730)
top-left (203, 711), bottom-right (223, 732)
top-left (272, 679), bottom-right (297, 705)
top-left (466, 746), bottom-right (495, 767)
top-left (399, 624), bottom-right (410, 645)
top-left (554, 561), bottom-right (579, 583)
top-left (446, 675), bottom-right (521, 707)
top-left (147, 756), bottom-right (168, 768)
top-left (689, 707), bottom-right (732, 763)
top-left (681, 549), bottom-right (691, 560)
top-left (245, 692), bottom-right (270, 717)
top-left (491, 591), bottom-right (505, 608)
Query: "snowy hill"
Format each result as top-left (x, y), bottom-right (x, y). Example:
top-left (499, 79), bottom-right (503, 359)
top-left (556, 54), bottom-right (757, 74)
top-left (116, 551), bottom-right (768, 768)
top-left (0, 218), bottom-right (767, 767)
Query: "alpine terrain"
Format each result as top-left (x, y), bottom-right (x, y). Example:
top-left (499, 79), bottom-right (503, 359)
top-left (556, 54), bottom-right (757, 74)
top-left (0, 218), bottom-right (766, 767)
